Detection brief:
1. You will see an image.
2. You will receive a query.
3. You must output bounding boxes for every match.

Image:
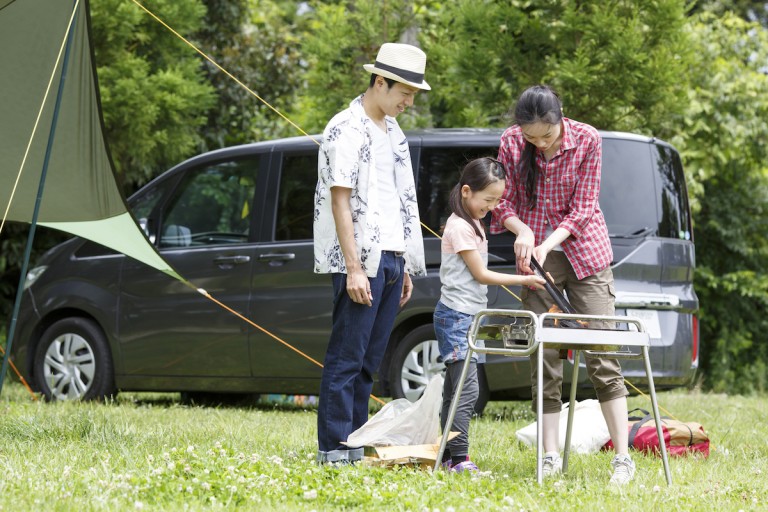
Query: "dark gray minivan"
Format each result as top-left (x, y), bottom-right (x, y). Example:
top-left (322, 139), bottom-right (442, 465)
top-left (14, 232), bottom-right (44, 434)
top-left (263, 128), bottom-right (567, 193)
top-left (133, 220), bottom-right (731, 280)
top-left (10, 129), bottom-right (699, 408)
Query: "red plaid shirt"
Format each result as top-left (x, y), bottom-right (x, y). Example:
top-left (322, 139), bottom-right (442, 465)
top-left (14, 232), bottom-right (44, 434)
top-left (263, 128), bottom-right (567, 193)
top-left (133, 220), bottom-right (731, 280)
top-left (490, 118), bottom-right (613, 280)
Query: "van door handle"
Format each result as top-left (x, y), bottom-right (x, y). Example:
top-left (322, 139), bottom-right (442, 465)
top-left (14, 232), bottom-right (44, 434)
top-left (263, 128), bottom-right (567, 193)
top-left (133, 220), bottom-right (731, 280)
top-left (258, 253), bottom-right (296, 262)
top-left (213, 255), bottom-right (251, 267)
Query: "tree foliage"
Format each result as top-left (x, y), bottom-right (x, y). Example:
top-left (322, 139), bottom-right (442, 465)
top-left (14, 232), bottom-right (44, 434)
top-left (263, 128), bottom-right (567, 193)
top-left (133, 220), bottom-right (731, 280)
top-left (420, 0), bottom-right (692, 134)
top-left (690, 0), bottom-right (768, 27)
top-left (671, 13), bottom-right (768, 393)
top-left (90, 0), bottom-right (216, 193)
top-left (291, 0), bottom-right (434, 133)
top-left (196, 0), bottom-right (306, 149)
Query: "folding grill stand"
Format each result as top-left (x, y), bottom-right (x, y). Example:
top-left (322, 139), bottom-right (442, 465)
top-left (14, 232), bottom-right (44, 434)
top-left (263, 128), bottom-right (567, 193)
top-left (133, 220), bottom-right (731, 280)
top-left (433, 308), bottom-right (672, 485)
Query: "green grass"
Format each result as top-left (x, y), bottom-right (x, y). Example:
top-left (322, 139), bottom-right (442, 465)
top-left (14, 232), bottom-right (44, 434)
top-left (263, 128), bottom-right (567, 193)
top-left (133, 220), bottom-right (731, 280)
top-left (0, 382), bottom-right (765, 511)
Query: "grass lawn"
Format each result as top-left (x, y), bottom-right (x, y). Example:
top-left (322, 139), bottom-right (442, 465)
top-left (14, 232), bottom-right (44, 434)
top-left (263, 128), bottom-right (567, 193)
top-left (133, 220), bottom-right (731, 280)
top-left (0, 381), bottom-right (765, 511)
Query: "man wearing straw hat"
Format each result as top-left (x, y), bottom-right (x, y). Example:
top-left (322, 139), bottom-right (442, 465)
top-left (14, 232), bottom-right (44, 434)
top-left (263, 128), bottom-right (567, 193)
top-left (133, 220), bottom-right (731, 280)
top-left (313, 42), bottom-right (430, 465)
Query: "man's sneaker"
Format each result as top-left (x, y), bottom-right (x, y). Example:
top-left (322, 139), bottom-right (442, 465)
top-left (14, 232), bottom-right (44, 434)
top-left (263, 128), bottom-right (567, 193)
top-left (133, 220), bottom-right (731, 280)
top-left (451, 460), bottom-right (480, 474)
top-left (440, 459), bottom-right (453, 470)
top-left (542, 453), bottom-right (563, 478)
top-left (609, 454), bottom-right (636, 486)
top-left (325, 458), bottom-right (358, 468)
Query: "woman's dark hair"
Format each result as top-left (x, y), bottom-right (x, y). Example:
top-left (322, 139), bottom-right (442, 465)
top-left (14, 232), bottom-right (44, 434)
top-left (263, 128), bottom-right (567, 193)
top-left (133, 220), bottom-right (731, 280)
top-left (449, 157), bottom-right (506, 240)
top-left (513, 85), bottom-right (563, 209)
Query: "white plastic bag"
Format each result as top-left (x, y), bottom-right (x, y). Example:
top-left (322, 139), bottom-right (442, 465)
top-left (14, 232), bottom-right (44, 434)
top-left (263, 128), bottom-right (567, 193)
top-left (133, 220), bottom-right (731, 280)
top-left (345, 375), bottom-right (443, 448)
top-left (515, 399), bottom-right (610, 454)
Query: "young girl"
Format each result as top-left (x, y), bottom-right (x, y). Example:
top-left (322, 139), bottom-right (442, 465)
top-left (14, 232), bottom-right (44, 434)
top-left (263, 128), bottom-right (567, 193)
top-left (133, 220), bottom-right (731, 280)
top-left (491, 85), bottom-right (635, 485)
top-left (435, 157), bottom-right (545, 473)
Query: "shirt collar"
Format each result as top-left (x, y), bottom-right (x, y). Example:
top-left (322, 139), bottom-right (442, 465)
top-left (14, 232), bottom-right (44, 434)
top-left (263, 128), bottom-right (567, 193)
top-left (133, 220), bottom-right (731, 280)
top-left (559, 117), bottom-right (576, 152)
top-left (350, 94), bottom-right (366, 118)
top-left (352, 94), bottom-right (395, 126)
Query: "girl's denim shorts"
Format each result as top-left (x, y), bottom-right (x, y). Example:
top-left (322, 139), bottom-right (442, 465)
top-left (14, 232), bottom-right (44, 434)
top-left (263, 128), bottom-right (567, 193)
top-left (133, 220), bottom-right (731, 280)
top-left (433, 300), bottom-right (485, 364)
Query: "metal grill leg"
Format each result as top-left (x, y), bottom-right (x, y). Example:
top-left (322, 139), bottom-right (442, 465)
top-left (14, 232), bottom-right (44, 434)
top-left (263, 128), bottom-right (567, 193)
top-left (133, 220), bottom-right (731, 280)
top-left (536, 343), bottom-right (544, 484)
top-left (643, 346), bottom-right (672, 485)
top-left (563, 350), bottom-right (581, 473)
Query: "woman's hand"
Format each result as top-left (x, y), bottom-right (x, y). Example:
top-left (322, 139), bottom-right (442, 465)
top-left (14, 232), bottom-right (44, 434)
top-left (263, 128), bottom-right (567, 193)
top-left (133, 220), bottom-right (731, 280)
top-left (514, 227), bottom-right (536, 273)
top-left (532, 245), bottom-right (550, 269)
top-left (533, 228), bottom-right (571, 269)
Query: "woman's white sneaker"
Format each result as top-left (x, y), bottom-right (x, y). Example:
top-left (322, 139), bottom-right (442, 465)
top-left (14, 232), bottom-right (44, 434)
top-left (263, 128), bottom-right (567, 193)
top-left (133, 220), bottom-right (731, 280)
top-left (542, 453), bottom-right (563, 478)
top-left (609, 454), bottom-right (636, 485)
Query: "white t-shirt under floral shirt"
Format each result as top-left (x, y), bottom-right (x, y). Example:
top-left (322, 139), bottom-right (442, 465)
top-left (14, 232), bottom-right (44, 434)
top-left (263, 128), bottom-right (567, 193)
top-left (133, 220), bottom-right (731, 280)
top-left (313, 95), bottom-right (425, 277)
top-left (370, 122), bottom-right (405, 252)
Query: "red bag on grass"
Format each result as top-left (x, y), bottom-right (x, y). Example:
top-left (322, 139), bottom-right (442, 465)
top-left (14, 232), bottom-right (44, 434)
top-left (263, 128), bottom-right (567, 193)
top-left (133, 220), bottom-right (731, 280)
top-left (603, 408), bottom-right (710, 458)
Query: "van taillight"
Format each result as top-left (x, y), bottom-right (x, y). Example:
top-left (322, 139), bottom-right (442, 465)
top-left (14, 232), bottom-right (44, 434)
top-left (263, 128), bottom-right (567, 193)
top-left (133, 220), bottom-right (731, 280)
top-left (691, 315), bottom-right (699, 367)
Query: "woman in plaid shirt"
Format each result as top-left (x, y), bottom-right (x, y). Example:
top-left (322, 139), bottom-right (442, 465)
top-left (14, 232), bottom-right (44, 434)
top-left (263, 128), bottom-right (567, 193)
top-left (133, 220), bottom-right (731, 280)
top-left (490, 85), bottom-right (635, 486)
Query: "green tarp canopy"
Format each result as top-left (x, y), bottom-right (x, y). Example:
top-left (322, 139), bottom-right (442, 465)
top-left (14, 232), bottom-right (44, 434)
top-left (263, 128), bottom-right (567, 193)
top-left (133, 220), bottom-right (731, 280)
top-left (0, 0), bottom-right (181, 280)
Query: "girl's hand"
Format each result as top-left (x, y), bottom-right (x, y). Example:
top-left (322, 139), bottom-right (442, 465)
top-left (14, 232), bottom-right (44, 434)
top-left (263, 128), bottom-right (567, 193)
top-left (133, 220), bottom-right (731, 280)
top-left (514, 227), bottom-right (536, 273)
top-left (525, 275), bottom-right (547, 290)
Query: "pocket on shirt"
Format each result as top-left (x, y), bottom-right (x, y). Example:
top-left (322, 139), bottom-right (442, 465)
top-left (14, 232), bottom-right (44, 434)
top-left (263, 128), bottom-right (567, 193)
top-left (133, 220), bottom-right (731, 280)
top-left (556, 173), bottom-right (578, 201)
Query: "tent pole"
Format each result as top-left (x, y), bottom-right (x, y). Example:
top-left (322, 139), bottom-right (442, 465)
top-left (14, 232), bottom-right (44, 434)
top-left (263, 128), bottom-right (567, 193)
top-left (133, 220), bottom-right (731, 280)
top-left (0, 3), bottom-right (79, 398)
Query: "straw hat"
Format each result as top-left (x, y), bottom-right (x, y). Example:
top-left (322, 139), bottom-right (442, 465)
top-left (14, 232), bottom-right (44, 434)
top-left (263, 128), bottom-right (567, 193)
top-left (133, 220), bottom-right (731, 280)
top-left (363, 43), bottom-right (431, 91)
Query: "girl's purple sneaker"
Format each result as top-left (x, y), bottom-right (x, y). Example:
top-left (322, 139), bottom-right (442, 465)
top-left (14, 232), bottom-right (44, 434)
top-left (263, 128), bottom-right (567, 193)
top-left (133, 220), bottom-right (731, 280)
top-left (451, 460), bottom-right (480, 473)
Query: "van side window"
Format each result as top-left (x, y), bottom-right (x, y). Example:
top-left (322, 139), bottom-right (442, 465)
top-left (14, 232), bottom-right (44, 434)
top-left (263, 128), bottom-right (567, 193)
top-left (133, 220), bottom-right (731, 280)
top-left (653, 145), bottom-right (692, 240)
top-left (159, 159), bottom-right (258, 248)
top-left (132, 181), bottom-right (168, 227)
top-left (275, 152), bottom-right (315, 241)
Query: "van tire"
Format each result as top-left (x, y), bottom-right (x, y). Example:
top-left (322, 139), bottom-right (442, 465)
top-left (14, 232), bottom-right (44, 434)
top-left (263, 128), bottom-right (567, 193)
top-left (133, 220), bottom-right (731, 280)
top-left (33, 318), bottom-right (116, 401)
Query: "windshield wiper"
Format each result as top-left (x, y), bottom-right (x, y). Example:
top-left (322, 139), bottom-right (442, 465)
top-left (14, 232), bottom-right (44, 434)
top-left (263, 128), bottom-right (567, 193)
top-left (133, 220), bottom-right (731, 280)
top-left (609, 226), bottom-right (656, 239)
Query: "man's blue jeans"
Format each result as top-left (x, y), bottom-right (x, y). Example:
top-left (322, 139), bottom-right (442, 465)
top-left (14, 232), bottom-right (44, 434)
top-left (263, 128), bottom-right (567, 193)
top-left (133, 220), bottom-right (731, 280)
top-left (317, 251), bottom-right (404, 463)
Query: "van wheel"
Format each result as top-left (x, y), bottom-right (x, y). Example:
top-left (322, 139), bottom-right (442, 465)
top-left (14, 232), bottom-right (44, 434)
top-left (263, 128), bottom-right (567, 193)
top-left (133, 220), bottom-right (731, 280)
top-left (389, 324), bottom-right (489, 415)
top-left (33, 318), bottom-right (116, 401)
